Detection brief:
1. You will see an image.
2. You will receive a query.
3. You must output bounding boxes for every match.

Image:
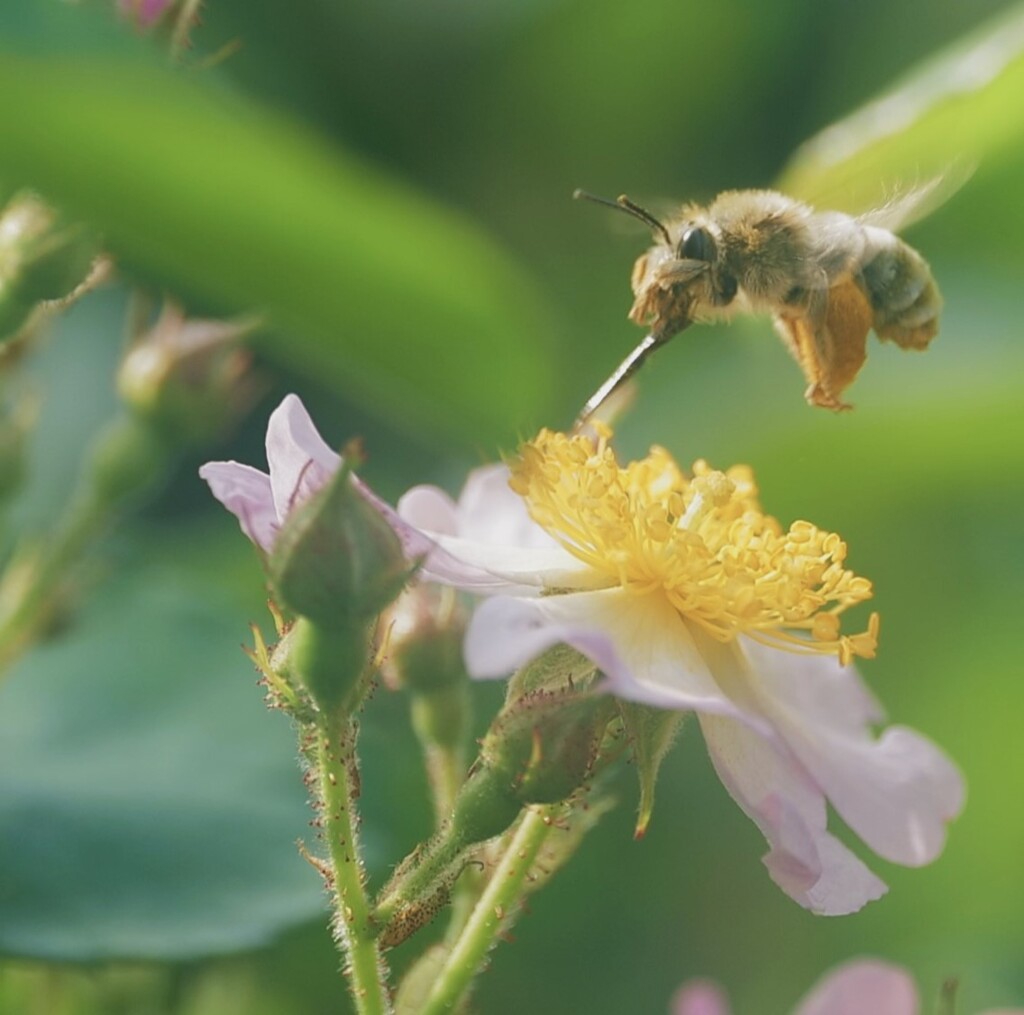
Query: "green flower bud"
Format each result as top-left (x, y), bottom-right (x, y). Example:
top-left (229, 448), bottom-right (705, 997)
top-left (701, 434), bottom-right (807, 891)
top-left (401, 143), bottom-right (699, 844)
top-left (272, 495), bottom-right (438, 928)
top-left (481, 684), bottom-right (615, 805)
top-left (0, 193), bottom-right (99, 340)
top-left (269, 457), bottom-right (412, 631)
top-left (117, 302), bottom-right (263, 447)
top-left (380, 584), bottom-right (467, 695)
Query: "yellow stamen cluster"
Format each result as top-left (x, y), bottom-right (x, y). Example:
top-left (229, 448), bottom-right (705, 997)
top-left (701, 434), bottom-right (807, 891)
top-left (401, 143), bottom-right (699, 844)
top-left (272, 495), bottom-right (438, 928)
top-left (509, 427), bottom-right (878, 664)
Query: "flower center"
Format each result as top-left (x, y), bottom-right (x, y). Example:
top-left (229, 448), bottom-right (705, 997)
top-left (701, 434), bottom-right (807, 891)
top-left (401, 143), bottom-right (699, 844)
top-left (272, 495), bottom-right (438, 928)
top-left (509, 427), bottom-right (878, 664)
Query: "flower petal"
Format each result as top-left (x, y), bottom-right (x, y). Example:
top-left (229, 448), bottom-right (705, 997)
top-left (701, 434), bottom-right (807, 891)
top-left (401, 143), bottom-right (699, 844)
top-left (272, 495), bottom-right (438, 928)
top-left (465, 590), bottom-right (756, 724)
top-left (198, 461), bottom-right (277, 551)
top-left (455, 463), bottom-right (557, 549)
top-left (739, 640), bottom-right (965, 867)
top-left (699, 713), bottom-right (887, 915)
top-left (393, 480), bottom-right (592, 593)
top-left (426, 533), bottom-right (599, 592)
top-left (793, 959), bottom-right (918, 1015)
top-left (265, 394), bottom-right (341, 520)
top-left (671, 980), bottom-right (732, 1015)
top-left (397, 486), bottom-right (460, 537)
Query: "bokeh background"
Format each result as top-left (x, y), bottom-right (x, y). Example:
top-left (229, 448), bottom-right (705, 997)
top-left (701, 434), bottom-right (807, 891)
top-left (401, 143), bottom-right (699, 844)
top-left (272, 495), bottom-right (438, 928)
top-left (0, 0), bottom-right (1022, 1012)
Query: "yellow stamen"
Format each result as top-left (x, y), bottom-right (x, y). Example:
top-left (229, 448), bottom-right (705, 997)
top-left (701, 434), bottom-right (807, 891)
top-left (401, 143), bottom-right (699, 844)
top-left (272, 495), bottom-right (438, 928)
top-left (509, 427), bottom-right (878, 663)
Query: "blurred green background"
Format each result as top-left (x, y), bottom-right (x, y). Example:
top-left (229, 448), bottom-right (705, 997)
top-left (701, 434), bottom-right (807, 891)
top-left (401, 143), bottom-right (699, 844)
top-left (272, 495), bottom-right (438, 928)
top-left (0, 0), bottom-right (1022, 1012)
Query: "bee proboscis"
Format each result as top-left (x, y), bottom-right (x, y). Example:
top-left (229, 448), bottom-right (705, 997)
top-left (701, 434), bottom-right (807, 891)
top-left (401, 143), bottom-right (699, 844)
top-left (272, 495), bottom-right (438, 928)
top-left (574, 185), bottom-right (946, 426)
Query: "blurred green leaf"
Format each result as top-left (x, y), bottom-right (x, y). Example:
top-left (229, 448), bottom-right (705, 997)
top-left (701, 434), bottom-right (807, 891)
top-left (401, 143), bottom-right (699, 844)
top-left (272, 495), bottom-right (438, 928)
top-left (0, 5), bottom-right (557, 448)
top-left (779, 3), bottom-right (1024, 212)
top-left (0, 533), bottom-right (327, 961)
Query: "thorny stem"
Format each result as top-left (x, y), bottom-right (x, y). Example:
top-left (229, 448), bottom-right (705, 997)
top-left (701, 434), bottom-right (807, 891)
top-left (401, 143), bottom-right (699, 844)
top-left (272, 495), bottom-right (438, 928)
top-left (316, 712), bottom-right (391, 1015)
top-left (418, 805), bottom-right (557, 1015)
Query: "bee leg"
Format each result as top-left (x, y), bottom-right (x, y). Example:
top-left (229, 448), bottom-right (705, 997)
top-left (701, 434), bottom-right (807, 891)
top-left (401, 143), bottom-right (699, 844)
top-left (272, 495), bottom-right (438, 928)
top-left (773, 292), bottom-right (846, 410)
top-left (774, 279), bottom-right (871, 411)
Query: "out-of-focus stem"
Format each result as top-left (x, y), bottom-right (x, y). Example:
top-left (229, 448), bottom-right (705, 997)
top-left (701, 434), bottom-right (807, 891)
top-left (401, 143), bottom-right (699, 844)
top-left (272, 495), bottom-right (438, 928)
top-left (418, 805), bottom-right (556, 1015)
top-left (0, 415), bottom-right (164, 676)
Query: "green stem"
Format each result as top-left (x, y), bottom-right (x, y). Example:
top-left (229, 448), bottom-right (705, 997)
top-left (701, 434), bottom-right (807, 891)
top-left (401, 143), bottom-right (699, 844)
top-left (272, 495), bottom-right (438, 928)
top-left (418, 805), bottom-right (555, 1015)
top-left (0, 416), bottom-right (164, 675)
top-left (317, 713), bottom-right (391, 1015)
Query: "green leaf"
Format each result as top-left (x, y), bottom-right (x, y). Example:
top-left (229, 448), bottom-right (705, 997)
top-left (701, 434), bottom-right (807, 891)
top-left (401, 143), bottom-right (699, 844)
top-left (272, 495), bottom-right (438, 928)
top-left (778, 4), bottom-right (1024, 212)
top-left (0, 5), bottom-right (558, 448)
top-left (0, 534), bottom-right (328, 962)
top-left (617, 700), bottom-right (685, 839)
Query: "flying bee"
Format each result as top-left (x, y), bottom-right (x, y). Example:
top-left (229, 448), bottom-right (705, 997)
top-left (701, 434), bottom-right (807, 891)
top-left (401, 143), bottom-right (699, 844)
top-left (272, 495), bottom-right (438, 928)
top-left (574, 185), bottom-right (945, 425)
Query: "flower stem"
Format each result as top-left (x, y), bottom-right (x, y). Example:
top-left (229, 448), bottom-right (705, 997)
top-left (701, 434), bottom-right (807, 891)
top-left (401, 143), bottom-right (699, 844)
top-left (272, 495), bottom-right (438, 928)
top-left (418, 805), bottom-right (556, 1015)
top-left (316, 712), bottom-right (391, 1015)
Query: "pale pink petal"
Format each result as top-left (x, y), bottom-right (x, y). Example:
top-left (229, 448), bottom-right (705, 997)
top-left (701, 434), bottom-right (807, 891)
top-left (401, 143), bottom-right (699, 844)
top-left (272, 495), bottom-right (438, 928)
top-left (671, 979), bottom-right (732, 1015)
top-left (739, 638), bottom-right (886, 732)
top-left (699, 713), bottom-right (887, 915)
top-left (739, 640), bottom-right (966, 866)
top-left (396, 477), bottom-right (580, 592)
top-left (394, 480), bottom-right (589, 592)
top-left (424, 533), bottom-right (599, 592)
top-left (465, 590), bottom-right (757, 725)
top-left (793, 959), bottom-right (918, 1015)
top-left (265, 394), bottom-right (341, 520)
top-left (398, 486), bottom-right (460, 537)
top-left (455, 463), bottom-right (557, 549)
top-left (198, 461), bottom-right (277, 551)
top-left (364, 480), bottom-right (546, 591)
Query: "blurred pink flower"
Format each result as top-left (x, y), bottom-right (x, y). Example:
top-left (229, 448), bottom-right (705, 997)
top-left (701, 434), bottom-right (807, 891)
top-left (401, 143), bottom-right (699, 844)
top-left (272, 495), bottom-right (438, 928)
top-left (672, 960), bottom-right (1023, 1015)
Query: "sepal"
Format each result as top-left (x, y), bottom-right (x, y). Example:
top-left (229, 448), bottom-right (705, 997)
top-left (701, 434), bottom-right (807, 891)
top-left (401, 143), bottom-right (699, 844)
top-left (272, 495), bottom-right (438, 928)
top-left (618, 700), bottom-right (687, 838)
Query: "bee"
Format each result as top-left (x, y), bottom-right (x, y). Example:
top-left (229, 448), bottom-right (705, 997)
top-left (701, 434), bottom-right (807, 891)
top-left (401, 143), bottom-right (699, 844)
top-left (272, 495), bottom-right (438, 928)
top-left (574, 186), bottom-right (944, 425)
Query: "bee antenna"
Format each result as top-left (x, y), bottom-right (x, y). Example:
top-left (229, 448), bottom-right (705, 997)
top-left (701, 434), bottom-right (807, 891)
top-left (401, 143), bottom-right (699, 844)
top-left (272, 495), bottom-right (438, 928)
top-left (573, 188), bottom-right (672, 246)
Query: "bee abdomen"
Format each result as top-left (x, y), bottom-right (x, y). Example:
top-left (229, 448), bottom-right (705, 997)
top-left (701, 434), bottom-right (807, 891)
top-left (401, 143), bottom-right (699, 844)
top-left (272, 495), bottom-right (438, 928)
top-left (860, 230), bottom-right (941, 350)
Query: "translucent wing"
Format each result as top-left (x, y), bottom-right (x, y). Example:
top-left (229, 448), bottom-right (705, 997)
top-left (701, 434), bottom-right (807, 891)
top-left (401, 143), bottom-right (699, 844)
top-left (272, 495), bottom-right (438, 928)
top-left (856, 162), bottom-right (973, 232)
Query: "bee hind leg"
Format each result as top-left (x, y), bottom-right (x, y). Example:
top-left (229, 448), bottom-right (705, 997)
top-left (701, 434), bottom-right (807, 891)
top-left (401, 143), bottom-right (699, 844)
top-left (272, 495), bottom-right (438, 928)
top-left (773, 281), bottom-right (867, 411)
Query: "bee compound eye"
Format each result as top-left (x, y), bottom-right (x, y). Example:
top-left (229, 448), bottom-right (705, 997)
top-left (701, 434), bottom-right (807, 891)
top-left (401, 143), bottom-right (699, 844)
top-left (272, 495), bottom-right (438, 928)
top-left (678, 226), bottom-right (716, 262)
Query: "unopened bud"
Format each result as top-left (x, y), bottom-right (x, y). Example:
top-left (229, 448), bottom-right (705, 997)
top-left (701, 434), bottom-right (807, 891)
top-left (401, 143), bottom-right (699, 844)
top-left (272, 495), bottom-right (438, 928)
top-left (0, 193), bottom-right (99, 340)
top-left (380, 584), bottom-right (467, 694)
top-left (269, 456), bottom-right (412, 631)
top-left (482, 684), bottom-right (614, 805)
top-left (117, 302), bottom-right (262, 446)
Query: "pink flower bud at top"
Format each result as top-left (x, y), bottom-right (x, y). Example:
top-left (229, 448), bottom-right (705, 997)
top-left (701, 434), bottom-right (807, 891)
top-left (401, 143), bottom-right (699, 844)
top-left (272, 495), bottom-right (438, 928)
top-left (117, 302), bottom-right (262, 447)
top-left (117, 0), bottom-right (176, 28)
top-left (269, 453), bottom-right (412, 632)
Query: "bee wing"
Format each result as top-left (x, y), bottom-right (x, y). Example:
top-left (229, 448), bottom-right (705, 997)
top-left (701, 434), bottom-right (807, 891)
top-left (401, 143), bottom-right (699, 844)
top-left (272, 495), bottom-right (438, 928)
top-left (773, 276), bottom-right (874, 411)
top-left (856, 163), bottom-right (973, 232)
